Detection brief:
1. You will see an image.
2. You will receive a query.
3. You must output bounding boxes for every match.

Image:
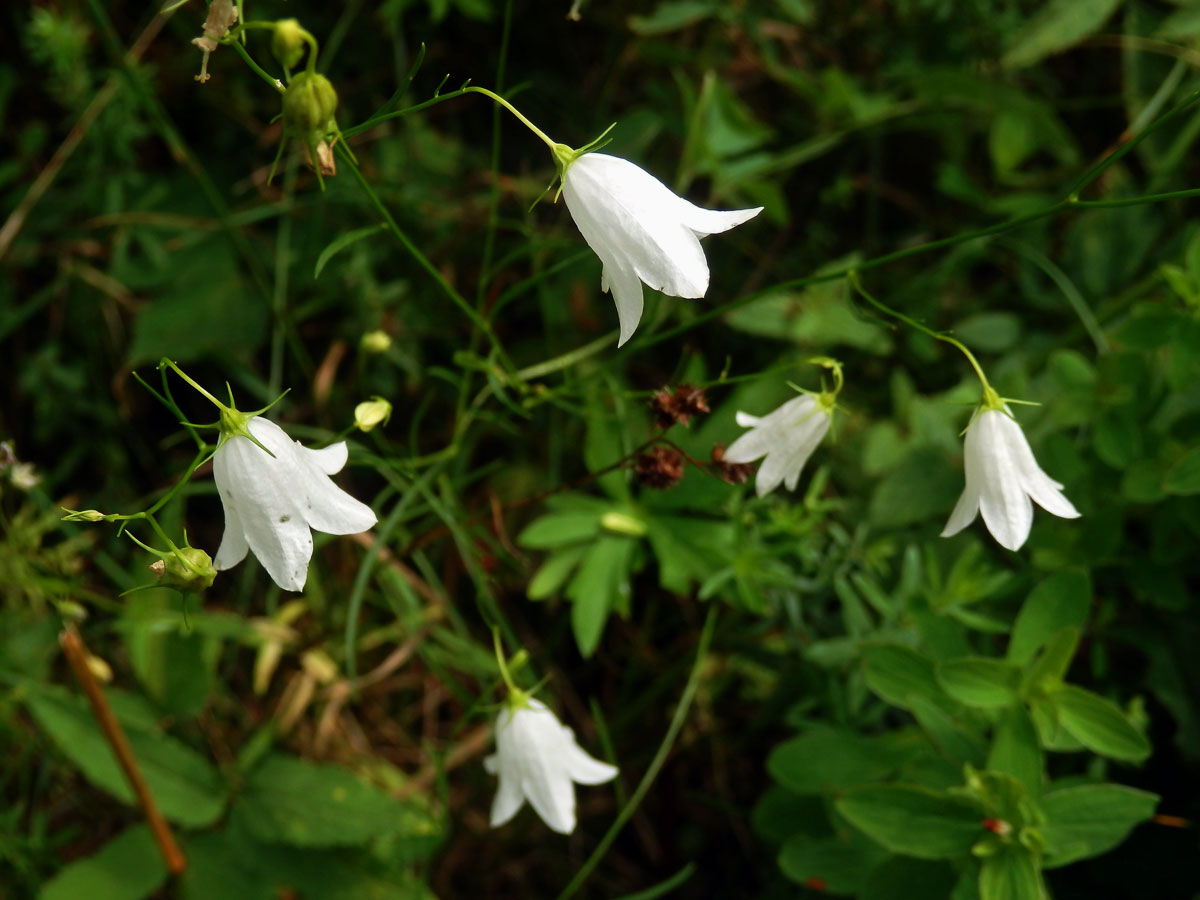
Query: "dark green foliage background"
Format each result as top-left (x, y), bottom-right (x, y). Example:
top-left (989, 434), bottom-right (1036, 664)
top-left (1, 0), bottom-right (1199, 898)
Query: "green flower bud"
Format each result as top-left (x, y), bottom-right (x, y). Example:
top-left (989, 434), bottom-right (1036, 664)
top-left (150, 547), bottom-right (217, 594)
top-left (354, 396), bottom-right (392, 432)
top-left (360, 330), bottom-right (392, 353)
top-left (600, 510), bottom-right (646, 537)
top-left (62, 508), bottom-right (108, 522)
top-left (282, 71), bottom-right (338, 139)
top-left (271, 18), bottom-right (308, 71)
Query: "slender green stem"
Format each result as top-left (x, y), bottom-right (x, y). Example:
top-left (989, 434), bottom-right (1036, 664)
top-left (516, 333), bottom-right (616, 381)
top-left (555, 605), bottom-right (718, 900)
top-left (848, 272), bottom-right (992, 393)
top-left (160, 359), bottom-right (224, 410)
top-left (336, 143), bottom-right (514, 372)
top-left (342, 86), bottom-right (472, 138)
top-left (463, 86), bottom-right (559, 150)
top-left (228, 34), bottom-right (284, 91)
top-left (1068, 86), bottom-right (1200, 198)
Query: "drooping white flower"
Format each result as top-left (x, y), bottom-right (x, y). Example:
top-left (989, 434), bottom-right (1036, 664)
top-left (484, 697), bottom-right (618, 834)
top-left (724, 393), bottom-right (834, 497)
top-left (940, 405), bottom-right (1080, 551)
top-left (213, 416), bottom-right (377, 591)
top-left (560, 152), bottom-right (762, 346)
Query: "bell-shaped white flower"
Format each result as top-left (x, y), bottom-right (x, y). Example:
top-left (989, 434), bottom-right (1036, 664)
top-left (561, 152), bottom-right (762, 346)
top-left (725, 393), bottom-right (834, 497)
top-left (941, 403), bottom-right (1080, 551)
top-left (484, 697), bottom-right (618, 834)
top-left (213, 416), bottom-right (377, 591)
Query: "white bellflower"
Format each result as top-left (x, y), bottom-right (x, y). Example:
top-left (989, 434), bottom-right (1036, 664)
top-left (560, 152), bottom-right (762, 346)
top-left (485, 697), bottom-right (618, 834)
top-left (941, 404), bottom-right (1079, 551)
top-left (213, 416), bottom-right (377, 591)
top-left (725, 393), bottom-right (834, 497)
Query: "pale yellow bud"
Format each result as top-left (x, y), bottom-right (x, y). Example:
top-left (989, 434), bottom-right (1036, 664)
top-left (354, 397), bottom-right (392, 433)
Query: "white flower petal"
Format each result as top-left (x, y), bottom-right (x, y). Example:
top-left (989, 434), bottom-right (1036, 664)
top-left (213, 492), bottom-right (249, 570)
top-left (673, 197), bottom-right (764, 237)
top-left (603, 260), bottom-right (645, 348)
top-left (295, 454), bottom-right (378, 535)
top-left (488, 770), bottom-right (526, 828)
top-left (305, 441), bottom-right (348, 475)
top-left (734, 411), bottom-right (762, 428)
top-left (940, 487), bottom-right (980, 538)
top-left (723, 427), bottom-right (773, 464)
top-left (561, 734), bottom-right (619, 785)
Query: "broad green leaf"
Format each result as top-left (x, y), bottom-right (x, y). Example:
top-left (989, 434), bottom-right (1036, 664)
top-left (517, 513), bottom-right (600, 549)
top-left (1051, 685), bottom-right (1150, 762)
top-left (863, 644), bottom-right (945, 710)
top-left (909, 696), bottom-right (987, 766)
top-left (938, 658), bottom-right (1021, 708)
top-left (232, 755), bottom-right (440, 848)
top-left (778, 834), bottom-right (889, 892)
top-left (953, 312), bottom-right (1021, 353)
top-left (870, 447), bottom-right (964, 528)
top-left (1020, 627), bottom-right (1081, 696)
top-left (836, 785), bottom-right (983, 859)
top-left (39, 825), bottom-right (167, 900)
top-left (1040, 783), bottom-right (1158, 868)
top-left (978, 846), bottom-right (1046, 900)
top-left (861, 857), bottom-right (958, 900)
top-left (527, 545), bottom-right (588, 600)
top-left (644, 514), bottom-right (733, 594)
top-left (1001, 0), bottom-right (1123, 69)
top-left (566, 535), bottom-right (636, 657)
top-left (314, 223), bottom-right (386, 278)
top-left (1008, 572), bottom-right (1090, 665)
top-left (987, 707), bottom-right (1043, 795)
top-left (25, 686), bottom-right (224, 827)
top-left (1028, 695), bottom-right (1085, 752)
top-left (767, 729), bottom-right (918, 794)
top-left (751, 786), bottom-right (827, 843)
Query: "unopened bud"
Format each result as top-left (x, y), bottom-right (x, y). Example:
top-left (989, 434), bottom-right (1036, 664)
top-left (62, 508), bottom-right (107, 522)
top-left (354, 397), bottom-right (392, 432)
top-left (86, 653), bottom-right (113, 683)
top-left (301, 649), bottom-right (338, 684)
top-left (361, 330), bottom-right (392, 353)
top-left (600, 511), bottom-right (646, 537)
top-left (271, 18), bottom-right (309, 70)
top-left (150, 547), bottom-right (217, 593)
top-left (282, 71), bottom-right (338, 139)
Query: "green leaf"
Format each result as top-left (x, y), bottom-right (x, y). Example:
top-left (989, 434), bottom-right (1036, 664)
top-left (767, 729), bottom-right (918, 794)
top-left (25, 686), bottom-right (225, 827)
top-left (527, 545), bottom-right (588, 600)
top-left (1008, 572), bottom-right (1090, 665)
top-left (627, 1), bottom-right (718, 35)
top-left (1050, 686), bottom-right (1151, 762)
top-left (231, 755), bottom-right (440, 848)
top-left (1039, 783), bottom-right (1158, 868)
top-left (937, 658), bottom-right (1022, 708)
top-left (778, 833), bottom-right (889, 892)
top-left (1020, 627), bottom-right (1081, 696)
top-left (978, 846), bottom-right (1046, 900)
top-left (566, 535), bottom-right (636, 657)
top-left (1163, 446), bottom-right (1200, 496)
top-left (644, 514), bottom-right (733, 594)
top-left (517, 512), bottom-right (601, 549)
top-left (39, 825), bottom-right (168, 900)
top-left (870, 447), bottom-right (963, 528)
top-left (863, 644), bottom-right (945, 710)
top-left (1001, 0), bottom-right (1123, 69)
top-left (909, 696), bottom-right (987, 766)
top-left (953, 312), bottom-right (1021, 353)
top-left (836, 785), bottom-right (983, 859)
top-left (987, 707), bottom-right (1043, 795)
top-left (314, 223), bottom-right (386, 278)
